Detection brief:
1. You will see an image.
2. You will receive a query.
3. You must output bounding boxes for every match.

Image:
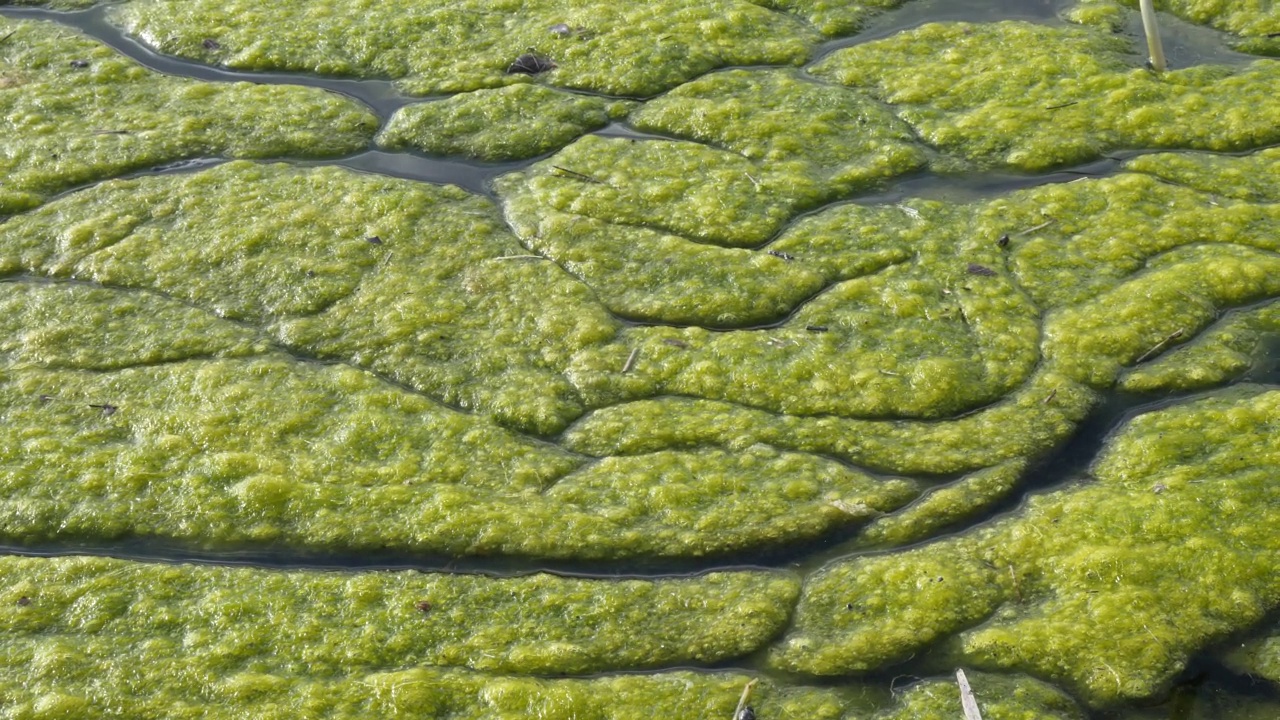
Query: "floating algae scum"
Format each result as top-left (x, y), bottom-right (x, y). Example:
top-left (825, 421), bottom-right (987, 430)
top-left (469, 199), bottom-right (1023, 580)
top-left (2, 0), bottom-right (1280, 717)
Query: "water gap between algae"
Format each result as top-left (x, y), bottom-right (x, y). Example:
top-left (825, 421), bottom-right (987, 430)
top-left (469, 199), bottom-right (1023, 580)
top-left (3, 0), bottom-right (1280, 717)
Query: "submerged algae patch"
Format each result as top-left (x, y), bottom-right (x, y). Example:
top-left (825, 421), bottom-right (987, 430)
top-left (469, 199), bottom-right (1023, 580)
top-left (773, 387), bottom-right (1280, 707)
top-left (378, 85), bottom-right (632, 162)
top-left (811, 21), bottom-right (1280, 171)
top-left (0, 555), bottom-right (830, 717)
top-left (1223, 621), bottom-right (1280, 687)
top-left (0, 17), bottom-right (375, 215)
top-left (110, 0), bottom-right (817, 96)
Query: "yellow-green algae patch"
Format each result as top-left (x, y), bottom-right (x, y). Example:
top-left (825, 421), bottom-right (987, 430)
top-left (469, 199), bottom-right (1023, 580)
top-left (0, 160), bottom-right (619, 435)
top-left (811, 21), bottom-right (1280, 171)
top-left (559, 198), bottom-right (1041, 419)
top-left (499, 135), bottom-right (827, 250)
top-left (2, 356), bottom-right (920, 557)
top-left (497, 140), bottom-right (829, 325)
top-left (628, 69), bottom-right (927, 193)
top-left (0, 555), bottom-right (841, 717)
top-left (1120, 299), bottom-right (1280, 393)
top-left (0, 357), bottom-right (579, 550)
top-left (491, 73), bottom-right (930, 325)
top-left (0, 556), bottom-right (796, 674)
top-left (0, 17), bottom-right (375, 215)
top-left (745, 0), bottom-right (907, 37)
top-left (562, 151), bottom-right (1280, 554)
top-left (109, 0), bottom-right (817, 96)
top-left (495, 70), bottom-right (927, 280)
top-left (876, 672), bottom-right (1085, 720)
top-left (854, 460), bottom-right (1027, 549)
top-left (1126, 147), bottom-right (1280, 202)
top-left (377, 85), bottom-right (632, 162)
top-left (563, 369), bottom-right (1095, 477)
top-left (0, 163), bottom-right (923, 557)
top-left (0, 281), bottom-right (268, 370)
top-left (772, 386), bottom-right (1280, 707)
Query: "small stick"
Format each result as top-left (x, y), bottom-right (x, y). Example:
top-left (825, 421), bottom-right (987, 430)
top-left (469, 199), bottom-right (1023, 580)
top-left (1139, 0), bottom-right (1167, 72)
top-left (1044, 101), bottom-right (1078, 110)
top-left (1134, 328), bottom-right (1185, 364)
top-left (956, 669), bottom-right (984, 720)
top-left (1013, 219), bottom-right (1054, 237)
top-left (551, 165), bottom-right (604, 184)
top-left (0, 30), bottom-right (16, 47)
top-left (733, 679), bottom-right (757, 720)
top-left (621, 348), bottom-right (640, 373)
top-left (493, 254), bottom-right (548, 261)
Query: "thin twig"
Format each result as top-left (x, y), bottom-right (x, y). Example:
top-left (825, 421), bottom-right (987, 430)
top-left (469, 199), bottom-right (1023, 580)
top-left (956, 668), bottom-right (984, 720)
top-left (1134, 328), bottom-right (1185, 364)
top-left (0, 30), bottom-right (16, 47)
top-left (621, 348), bottom-right (640, 374)
top-left (732, 679), bottom-right (757, 720)
top-left (1044, 101), bottom-right (1078, 110)
top-left (492, 255), bottom-right (548, 261)
top-left (551, 165), bottom-right (604, 184)
top-left (1013, 219), bottom-right (1055, 237)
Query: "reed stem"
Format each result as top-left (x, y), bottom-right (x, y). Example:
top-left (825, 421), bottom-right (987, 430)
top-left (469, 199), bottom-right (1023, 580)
top-left (1138, 0), bottom-right (1167, 71)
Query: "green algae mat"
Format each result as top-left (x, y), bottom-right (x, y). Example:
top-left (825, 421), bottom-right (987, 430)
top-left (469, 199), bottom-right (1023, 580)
top-left (2, 0), bottom-right (1280, 716)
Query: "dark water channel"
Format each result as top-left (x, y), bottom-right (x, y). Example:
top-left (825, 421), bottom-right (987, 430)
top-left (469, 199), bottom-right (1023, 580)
top-left (3, 1), bottom-right (1280, 717)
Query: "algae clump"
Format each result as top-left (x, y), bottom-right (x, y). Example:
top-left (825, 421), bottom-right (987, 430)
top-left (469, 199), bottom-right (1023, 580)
top-left (773, 387), bottom-right (1280, 707)
top-left (0, 241), bottom-right (916, 557)
top-left (0, 160), bottom-right (618, 436)
top-left (378, 85), bottom-right (632, 162)
top-left (0, 555), bottom-right (839, 718)
top-left (0, 17), bottom-right (375, 215)
top-left (110, 0), bottom-right (818, 96)
top-left (811, 21), bottom-right (1280, 170)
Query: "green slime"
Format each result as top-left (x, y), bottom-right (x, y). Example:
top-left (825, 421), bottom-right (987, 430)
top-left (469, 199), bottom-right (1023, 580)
top-left (0, 17), bottom-right (374, 214)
